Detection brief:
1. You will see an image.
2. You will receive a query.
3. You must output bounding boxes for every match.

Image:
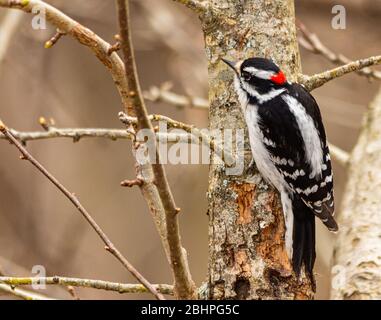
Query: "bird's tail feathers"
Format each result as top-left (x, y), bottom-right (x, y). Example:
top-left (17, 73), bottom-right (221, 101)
top-left (292, 196), bottom-right (316, 287)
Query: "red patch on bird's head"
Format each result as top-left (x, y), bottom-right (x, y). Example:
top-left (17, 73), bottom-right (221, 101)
top-left (270, 71), bottom-right (287, 85)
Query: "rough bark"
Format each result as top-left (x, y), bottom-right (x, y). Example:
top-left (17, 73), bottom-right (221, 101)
top-left (195, 0), bottom-right (315, 299)
top-left (331, 87), bottom-right (381, 300)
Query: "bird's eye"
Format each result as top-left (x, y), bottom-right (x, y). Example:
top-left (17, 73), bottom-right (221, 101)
top-left (241, 71), bottom-right (251, 81)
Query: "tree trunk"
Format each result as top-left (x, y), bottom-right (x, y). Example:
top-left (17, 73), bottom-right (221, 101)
top-left (199, 0), bottom-right (315, 299)
top-left (331, 87), bottom-right (381, 300)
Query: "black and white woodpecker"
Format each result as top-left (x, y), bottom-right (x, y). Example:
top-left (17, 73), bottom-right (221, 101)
top-left (222, 57), bottom-right (338, 278)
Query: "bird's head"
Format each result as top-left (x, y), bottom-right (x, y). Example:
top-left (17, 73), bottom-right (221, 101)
top-left (222, 57), bottom-right (288, 94)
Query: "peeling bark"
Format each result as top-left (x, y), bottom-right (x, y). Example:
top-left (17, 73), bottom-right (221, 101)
top-left (331, 87), bottom-right (381, 300)
top-left (195, 0), bottom-right (315, 299)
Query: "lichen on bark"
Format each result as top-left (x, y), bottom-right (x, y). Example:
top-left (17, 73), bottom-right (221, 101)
top-left (195, 0), bottom-right (314, 299)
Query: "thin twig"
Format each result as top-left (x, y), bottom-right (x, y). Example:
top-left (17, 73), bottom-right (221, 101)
top-left (116, 0), bottom-right (196, 299)
top-left (300, 55), bottom-right (381, 91)
top-left (0, 276), bottom-right (174, 295)
top-left (297, 21), bottom-right (381, 81)
top-left (0, 259), bottom-right (54, 300)
top-left (0, 0), bottom-right (131, 111)
top-left (0, 121), bottom-right (164, 300)
top-left (0, 0), bottom-right (180, 288)
top-left (144, 83), bottom-right (209, 110)
top-left (119, 112), bottom-right (235, 166)
top-left (108, 34), bottom-right (122, 55)
top-left (44, 29), bottom-right (66, 49)
top-left (0, 120), bottom-right (251, 169)
top-left (120, 178), bottom-right (144, 187)
top-left (171, 0), bottom-right (209, 14)
top-left (328, 142), bottom-right (350, 167)
top-left (0, 0), bottom-right (172, 300)
top-left (2, 127), bottom-right (131, 143)
top-left (0, 126), bottom-right (203, 145)
top-left (66, 286), bottom-right (80, 300)
top-left (0, 283), bottom-right (54, 300)
top-left (119, 112), bottom-right (206, 142)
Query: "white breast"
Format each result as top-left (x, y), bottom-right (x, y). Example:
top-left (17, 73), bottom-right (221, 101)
top-left (244, 105), bottom-right (285, 190)
top-left (234, 77), bottom-right (286, 191)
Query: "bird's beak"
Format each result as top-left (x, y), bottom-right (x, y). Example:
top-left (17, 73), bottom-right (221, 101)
top-left (222, 58), bottom-right (242, 75)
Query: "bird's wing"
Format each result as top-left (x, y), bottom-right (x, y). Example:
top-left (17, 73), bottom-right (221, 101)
top-left (256, 86), bottom-right (338, 231)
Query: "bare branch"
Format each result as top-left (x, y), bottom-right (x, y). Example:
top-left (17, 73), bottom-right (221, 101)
top-left (116, 0), bottom-right (196, 299)
top-left (1, 127), bottom-right (131, 143)
top-left (328, 142), bottom-right (350, 167)
top-left (136, 1), bottom-right (207, 91)
top-left (44, 29), bottom-right (66, 49)
top-left (0, 120), bottom-right (164, 300)
top-left (297, 21), bottom-right (381, 81)
top-left (108, 34), bottom-right (122, 55)
top-left (0, 257), bottom-right (55, 299)
top-left (0, 0), bottom-right (184, 300)
top-left (121, 178), bottom-right (144, 188)
top-left (300, 55), bottom-right (381, 91)
top-left (0, 117), bottom-right (235, 167)
top-left (0, 283), bottom-right (54, 300)
top-left (0, 126), bottom-right (205, 146)
top-left (120, 112), bottom-right (208, 143)
top-left (119, 112), bottom-right (235, 166)
top-left (144, 83), bottom-right (209, 110)
top-left (0, 1), bottom-right (193, 287)
top-left (171, 0), bottom-right (209, 14)
top-left (66, 286), bottom-right (80, 300)
top-left (0, 0), bottom-right (131, 111)
top-left (0, 276), bottom-right (174, 295)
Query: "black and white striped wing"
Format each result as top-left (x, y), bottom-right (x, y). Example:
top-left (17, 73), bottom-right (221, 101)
top-left (257, 84), bottom-right (338, 231)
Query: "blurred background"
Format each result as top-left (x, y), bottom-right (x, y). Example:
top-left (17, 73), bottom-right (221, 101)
top-left (0, 0), bottom-right (380, 299)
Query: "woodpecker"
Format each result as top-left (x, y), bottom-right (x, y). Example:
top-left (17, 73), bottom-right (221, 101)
top-left (222, 57), bottom-right (338, 278)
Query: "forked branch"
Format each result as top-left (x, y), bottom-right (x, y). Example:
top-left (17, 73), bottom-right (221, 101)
top-left (0, 0), bottom-right (131, 110)
top-left (300, 55), bottom-right (381, 91)
top-left (0, 120), bottom-right (164, 300)
top-left (297, 21), bottom-right (381, 81)
top-left (116, 0), bottom-right (196, 299)
top-left (0, 0), bottom-right (194, 299)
